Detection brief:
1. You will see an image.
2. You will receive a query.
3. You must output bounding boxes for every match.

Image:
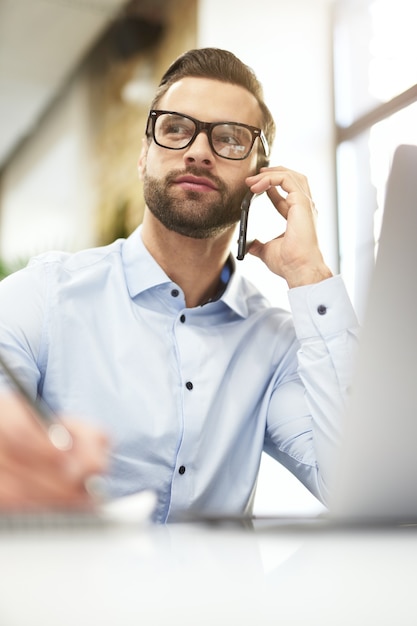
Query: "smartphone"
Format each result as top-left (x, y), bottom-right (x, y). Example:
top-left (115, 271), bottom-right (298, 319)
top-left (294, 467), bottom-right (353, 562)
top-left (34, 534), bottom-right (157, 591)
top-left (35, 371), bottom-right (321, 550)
top-left (236, 191), bottom-right (254, 260)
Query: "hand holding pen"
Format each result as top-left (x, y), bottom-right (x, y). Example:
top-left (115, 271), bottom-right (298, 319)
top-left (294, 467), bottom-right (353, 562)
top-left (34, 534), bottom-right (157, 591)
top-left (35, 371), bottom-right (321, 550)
top-left (0, 353), bottom-right (109, 511)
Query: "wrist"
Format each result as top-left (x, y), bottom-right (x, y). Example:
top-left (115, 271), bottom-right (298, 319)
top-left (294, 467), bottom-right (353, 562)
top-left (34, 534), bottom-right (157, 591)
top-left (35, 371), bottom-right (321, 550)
top-left (286, 263), bottom-right (333, 288)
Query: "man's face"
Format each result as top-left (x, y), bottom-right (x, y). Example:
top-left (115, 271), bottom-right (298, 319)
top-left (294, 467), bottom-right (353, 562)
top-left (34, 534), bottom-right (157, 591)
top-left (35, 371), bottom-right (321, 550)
top-left (139, 77), bottom-right (263, 239)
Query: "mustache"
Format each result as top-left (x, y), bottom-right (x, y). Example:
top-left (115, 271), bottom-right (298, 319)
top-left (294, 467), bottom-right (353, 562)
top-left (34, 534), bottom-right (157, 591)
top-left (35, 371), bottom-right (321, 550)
top-left (165, 167), bottom-right (227, 193)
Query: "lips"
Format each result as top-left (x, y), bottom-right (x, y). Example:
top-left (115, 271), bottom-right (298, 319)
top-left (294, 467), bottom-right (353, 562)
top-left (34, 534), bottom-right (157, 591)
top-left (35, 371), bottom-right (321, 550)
top-left (174, 175), bottom-right (219, 193)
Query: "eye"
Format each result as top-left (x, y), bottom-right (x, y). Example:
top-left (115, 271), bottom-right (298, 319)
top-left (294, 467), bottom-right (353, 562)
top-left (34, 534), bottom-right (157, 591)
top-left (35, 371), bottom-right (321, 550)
top-left (159, 115), bottom-right (194, 140)
top-left (219, 134), bottom-right (240, 145)
top-left (214, 128), bottom-right (240, 146)
top-left (212, 124), bottom-right (251, 148)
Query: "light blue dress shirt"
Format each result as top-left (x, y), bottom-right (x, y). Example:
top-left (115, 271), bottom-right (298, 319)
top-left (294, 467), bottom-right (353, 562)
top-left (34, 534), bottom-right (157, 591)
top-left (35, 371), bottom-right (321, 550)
top-left (0, 226), bottom-right (359, 522)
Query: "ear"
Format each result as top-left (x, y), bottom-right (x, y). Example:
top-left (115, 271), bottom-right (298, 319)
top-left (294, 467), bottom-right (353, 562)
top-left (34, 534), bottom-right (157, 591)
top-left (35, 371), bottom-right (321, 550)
top-left (137, 138), bottom-right (149, 181)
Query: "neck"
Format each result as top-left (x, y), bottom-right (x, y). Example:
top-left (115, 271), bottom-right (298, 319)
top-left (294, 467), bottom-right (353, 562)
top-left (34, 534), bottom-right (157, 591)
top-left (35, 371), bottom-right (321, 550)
top-left (141, 209), bottom-right (235, 308)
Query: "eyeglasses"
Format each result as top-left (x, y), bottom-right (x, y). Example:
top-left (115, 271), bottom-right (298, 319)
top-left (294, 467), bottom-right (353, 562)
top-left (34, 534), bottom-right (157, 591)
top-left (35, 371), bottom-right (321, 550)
top-left (146, 110), bottom-right (269, 161)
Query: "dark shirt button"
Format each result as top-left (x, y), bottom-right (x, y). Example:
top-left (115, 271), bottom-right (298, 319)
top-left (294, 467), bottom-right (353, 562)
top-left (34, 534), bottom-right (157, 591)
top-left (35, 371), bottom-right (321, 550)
top-left (317, 304), bottom-right (327, 315)
top-left (185, 381), bottom-right (193, 390)
top-left (179, 465), bottom-right (186, 475)
top-left (180, 314), bottom-right (186, 323)
top-left (171, 289), bottom-right (179, 297)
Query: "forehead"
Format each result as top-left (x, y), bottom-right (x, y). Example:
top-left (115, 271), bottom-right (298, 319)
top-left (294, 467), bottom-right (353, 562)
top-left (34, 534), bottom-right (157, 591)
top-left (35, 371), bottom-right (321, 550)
top-left (157, 77), bottom-right (263, 127)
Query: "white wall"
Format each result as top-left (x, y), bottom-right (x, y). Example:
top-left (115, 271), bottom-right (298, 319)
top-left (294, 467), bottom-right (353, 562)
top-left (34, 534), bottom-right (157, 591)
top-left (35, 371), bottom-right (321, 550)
top-left (199, 0), bottom-right (338, 299)
top-left (198, 0), bottom-right (335, 515)
top-left (0, 76), bottom-right (97, 265)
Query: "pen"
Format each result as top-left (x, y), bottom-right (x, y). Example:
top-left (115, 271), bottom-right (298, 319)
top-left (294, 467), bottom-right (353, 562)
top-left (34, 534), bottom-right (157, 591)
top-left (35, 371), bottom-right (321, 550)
top-left (0, 350), bottom-right (73, 451)
top-left (0, 350), bottom-right (110, 501)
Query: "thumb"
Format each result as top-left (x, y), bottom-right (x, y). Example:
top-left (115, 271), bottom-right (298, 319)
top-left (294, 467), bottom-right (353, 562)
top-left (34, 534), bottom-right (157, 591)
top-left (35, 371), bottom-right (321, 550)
top-left (247, 238), bottom-right (265, 259)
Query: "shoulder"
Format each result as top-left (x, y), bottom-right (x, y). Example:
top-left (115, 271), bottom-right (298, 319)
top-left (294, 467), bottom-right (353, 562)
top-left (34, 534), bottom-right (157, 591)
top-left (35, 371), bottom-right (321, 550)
top-left (28, 238), bottom-right (125, 275)
top-left (0, 239), bottom-right (128, 307)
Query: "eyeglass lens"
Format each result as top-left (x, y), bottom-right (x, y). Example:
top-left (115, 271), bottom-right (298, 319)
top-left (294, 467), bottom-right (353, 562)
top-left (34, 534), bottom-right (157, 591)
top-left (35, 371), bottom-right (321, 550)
top-left (153, 113), bottom-right (255, 159)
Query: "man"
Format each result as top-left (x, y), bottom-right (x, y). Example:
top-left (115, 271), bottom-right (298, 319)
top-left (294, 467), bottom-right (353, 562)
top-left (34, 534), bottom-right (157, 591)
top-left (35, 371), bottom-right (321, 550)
top-left (0, 48), bottom-right (358, 521)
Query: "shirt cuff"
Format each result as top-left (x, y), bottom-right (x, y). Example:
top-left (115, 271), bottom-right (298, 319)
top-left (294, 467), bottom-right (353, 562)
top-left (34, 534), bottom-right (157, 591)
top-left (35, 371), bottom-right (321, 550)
top-left (287, 275), bottom-right (358, 340)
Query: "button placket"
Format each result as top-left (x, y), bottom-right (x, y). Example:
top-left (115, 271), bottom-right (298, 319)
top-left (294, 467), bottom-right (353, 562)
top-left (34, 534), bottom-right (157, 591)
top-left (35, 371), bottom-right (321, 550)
top-left (171, 314), bottom-right (203, 502)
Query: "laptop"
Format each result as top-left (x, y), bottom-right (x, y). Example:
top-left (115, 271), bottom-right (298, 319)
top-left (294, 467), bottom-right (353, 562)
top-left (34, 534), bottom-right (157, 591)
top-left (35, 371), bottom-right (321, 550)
top-left (328, 144), bottom-right (417, 523)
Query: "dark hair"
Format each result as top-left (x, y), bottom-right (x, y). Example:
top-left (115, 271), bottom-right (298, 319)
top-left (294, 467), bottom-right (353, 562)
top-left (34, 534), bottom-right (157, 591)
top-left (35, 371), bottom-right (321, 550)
top-left (149, 48), bottom-right (275, 167)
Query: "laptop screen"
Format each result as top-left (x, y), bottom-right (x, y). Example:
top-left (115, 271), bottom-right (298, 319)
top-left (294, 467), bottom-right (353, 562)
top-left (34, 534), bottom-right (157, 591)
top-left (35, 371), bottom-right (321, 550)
top-left (329, 144), bottom-right (417, 522)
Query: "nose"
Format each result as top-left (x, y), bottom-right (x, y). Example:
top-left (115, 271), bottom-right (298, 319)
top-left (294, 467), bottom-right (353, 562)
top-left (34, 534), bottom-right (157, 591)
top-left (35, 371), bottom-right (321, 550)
top-left (183, 129), bottom-right (214, 168)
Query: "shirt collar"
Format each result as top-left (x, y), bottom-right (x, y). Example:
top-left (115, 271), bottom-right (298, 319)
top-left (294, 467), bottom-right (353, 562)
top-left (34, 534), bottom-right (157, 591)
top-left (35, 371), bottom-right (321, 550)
top-left (122, 226), bottom-right (170, 297)
top-left (221, 259), bottom-right (251, 318)
top-left (121, 225), bottom-right (251, 318)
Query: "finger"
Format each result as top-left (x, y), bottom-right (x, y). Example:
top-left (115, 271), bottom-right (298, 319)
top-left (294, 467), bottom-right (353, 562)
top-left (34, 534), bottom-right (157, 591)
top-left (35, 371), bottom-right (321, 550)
top-left (246, 238), bottom-right (263, 259)
top-left (0, 394), bottom-right (63, 469)
top-left (247, 234), bottom-right (284, 262)
top-left (62, 418), bottom-right (109, 477)
top-left (0, 393), bottom-right (108, 476)
top-left (0, 430), bottom-right (93, 498)
top-left (266, 186), bottom-right (290, 219)
top-left (0, 393), bottom-right (109, 509)
top-left (0, 453), bottom-right (93, 510)
top-left (248, 167), bottom-right (313, 199)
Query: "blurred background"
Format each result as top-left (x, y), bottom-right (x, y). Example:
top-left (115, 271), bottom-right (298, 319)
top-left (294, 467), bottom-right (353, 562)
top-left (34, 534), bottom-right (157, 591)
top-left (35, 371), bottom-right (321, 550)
top-left (0, 0), bottom-right (416, 515)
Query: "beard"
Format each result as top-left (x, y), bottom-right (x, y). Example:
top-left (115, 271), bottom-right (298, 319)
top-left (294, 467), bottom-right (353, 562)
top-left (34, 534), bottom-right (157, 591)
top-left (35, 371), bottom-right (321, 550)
top-left (143, 167), bottom-right (248, 239)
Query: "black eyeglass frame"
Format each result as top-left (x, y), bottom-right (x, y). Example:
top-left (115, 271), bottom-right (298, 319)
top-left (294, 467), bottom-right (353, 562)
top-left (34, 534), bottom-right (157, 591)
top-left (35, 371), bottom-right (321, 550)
top-left (146, 109), bottom-right (270, 161)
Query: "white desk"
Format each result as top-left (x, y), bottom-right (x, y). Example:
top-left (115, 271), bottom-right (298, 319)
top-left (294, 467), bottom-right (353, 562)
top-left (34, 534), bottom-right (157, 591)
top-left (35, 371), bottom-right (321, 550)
top-left (0, 518), bottom-right (416, 625)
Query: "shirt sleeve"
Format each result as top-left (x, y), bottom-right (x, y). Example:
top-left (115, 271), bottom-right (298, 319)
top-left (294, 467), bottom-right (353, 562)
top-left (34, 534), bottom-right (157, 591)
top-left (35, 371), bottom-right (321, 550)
top-left (0, 262), bottom-right (47, 396)
top-left (264, 275), bottom-right (360, 505)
